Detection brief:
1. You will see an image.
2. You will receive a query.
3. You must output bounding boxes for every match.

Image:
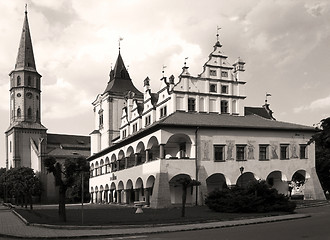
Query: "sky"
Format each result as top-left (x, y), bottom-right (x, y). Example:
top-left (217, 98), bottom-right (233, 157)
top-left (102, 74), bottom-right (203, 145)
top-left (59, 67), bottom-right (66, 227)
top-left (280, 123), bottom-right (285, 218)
top-left (0, 0), bottom-right (329, 167)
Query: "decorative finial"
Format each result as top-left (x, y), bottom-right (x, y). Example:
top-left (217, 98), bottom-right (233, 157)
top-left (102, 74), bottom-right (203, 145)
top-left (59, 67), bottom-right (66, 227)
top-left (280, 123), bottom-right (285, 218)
top-left (110, 63), bottom-right (113, 70)
top-left (162, 65), bottom-right (167, 77)
top-left (216, 26), bottom-right (221, 41)
top-left (184, 57), bottom-right (188, 67)
top-left (265, 93), bottom-right (271, 104)
top-left (25, 3), bottom-right (28, 14)
top-left (118, 37), bottom-right (123, 51)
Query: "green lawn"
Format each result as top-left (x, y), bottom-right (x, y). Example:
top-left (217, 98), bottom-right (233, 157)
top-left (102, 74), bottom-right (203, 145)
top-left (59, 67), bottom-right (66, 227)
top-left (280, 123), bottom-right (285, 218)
top-left (15, 204), bottom-right (288, 226)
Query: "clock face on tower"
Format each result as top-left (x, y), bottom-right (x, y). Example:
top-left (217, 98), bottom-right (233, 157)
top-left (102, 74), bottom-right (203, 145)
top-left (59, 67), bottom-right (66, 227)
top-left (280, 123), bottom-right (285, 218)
top-left (26, 92), bottom-right (32, 99)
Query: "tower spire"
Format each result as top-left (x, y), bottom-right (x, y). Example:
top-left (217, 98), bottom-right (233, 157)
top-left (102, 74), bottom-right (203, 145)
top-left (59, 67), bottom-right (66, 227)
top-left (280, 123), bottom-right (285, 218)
top-left (15, 6), bottom-right (37, 71)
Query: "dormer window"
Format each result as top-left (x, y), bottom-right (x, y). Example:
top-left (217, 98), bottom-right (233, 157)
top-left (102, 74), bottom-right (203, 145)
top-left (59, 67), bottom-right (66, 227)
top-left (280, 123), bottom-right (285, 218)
top-left (210, 69), bottom-right (217, 76)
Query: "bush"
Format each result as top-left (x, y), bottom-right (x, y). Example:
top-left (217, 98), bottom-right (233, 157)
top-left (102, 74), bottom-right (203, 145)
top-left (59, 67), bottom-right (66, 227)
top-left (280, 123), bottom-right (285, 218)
top-left (205, 181), bottom-right (296, 213)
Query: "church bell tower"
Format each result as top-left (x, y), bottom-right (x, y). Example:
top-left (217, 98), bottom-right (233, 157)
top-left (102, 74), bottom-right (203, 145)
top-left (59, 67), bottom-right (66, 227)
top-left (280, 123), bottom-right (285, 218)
top-left (5, 7), bottom-right (47, 170)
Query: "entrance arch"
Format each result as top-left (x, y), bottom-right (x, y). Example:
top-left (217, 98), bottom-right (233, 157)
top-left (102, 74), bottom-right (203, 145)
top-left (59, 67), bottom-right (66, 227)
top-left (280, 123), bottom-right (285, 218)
top-left (266, 171), bottom-right (288, 195)
top-left (236, 172), bottom-right (257, 187)
top-left (206, 173), bottom-right (229, 193)
top-left (169, 174), bottom-right (193, 204)
top-left (291, 170), bottom-right (310, 197)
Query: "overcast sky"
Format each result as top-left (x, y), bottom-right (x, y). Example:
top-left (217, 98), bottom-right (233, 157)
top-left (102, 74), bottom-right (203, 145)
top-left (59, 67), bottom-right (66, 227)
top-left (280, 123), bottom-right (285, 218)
top-left (0, 0), bottom-right (329, 167)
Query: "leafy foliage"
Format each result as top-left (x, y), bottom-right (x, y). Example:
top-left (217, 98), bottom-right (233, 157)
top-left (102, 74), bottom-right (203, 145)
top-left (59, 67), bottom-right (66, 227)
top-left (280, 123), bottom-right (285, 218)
top-left (0, 167), bottom-right (42, 209)
top-left (44, 156), bottom-right (89, 222)
top-left (205, 181), bottom-right (296, 213)
top-left (309, 117), bottom-right (330, 195)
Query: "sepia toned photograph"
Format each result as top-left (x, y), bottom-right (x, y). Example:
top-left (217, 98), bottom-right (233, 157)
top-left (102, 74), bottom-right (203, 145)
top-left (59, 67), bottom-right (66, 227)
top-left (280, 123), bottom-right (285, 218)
top-left (0, 1), bottom-right (329, 239)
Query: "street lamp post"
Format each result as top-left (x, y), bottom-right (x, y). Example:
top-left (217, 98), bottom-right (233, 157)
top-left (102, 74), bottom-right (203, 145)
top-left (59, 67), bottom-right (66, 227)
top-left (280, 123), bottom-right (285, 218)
top-left (81, 171), bottom-right (84, 225)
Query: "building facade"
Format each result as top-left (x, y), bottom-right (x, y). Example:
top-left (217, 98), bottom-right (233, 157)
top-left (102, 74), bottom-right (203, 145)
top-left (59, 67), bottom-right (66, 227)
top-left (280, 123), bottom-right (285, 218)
top-left (5, 9), bottom-right (90, 203)
top-left (88, 37), bottom-right (325, 207)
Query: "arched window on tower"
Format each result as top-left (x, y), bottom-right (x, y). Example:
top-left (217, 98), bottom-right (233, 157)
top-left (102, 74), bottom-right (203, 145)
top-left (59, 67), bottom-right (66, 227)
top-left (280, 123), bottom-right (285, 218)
top-left (17, 108), bottom-right (21, 118)
top-left (28, 76), bottom-right (32, 86)
top-left (27, 107), bottom-right (32, 119)
top-left (17, 76), bottom-right (21, 86)
top-left (36, 110), bottom-right (39, 120)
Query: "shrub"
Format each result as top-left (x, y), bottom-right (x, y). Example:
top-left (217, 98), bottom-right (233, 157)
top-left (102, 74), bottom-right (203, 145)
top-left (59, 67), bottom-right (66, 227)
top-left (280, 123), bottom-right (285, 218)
top-left (205, 181), bottom-right (296, 213)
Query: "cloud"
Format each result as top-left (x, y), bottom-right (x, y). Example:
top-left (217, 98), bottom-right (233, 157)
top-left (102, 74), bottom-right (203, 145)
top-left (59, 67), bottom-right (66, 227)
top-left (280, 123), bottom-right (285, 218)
top-left (305, 2), bottom-right (327, 17)
top-left (43, 78), bottom-right (93, 120)
top-left (294, 95), bottom-right (330, 113)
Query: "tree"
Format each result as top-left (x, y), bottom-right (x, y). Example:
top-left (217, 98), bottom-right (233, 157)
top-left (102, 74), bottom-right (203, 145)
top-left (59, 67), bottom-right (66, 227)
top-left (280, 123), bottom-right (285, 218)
top-left (309, 117), bottom-right (330, 195)
top-left (0, 167), bottom-right (41, 209)
top-left (44, 156), bottom-right (89, 222)
top-left (175, 178), bottom-right (201, 217)
top-left (0, 168), bottom-right (6, 201)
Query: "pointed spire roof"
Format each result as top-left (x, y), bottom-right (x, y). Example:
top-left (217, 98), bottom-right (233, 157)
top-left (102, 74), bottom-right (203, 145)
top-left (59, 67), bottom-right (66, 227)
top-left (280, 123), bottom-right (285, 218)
top-left (15, 8), bottom-right (37, 73)
top-left (103, 52), bottom-right (142, 97)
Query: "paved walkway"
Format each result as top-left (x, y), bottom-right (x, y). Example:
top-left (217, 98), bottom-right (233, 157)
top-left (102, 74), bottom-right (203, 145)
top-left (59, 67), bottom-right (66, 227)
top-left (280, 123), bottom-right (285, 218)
top-left (0, 204), bottom-right (311, 239)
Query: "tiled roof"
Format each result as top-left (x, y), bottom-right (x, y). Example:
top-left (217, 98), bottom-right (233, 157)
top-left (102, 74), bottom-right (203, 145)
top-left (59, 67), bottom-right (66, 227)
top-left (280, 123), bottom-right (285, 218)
top-left (159, 111), bottom-right (314, 131)
top-left (47, 133), bottom-right (90, 145)
top-left (245, 106), bottom-right (273, 120)
top-left (46, 133), bottom-right (90, 158)
top-left (88, 110), bottom-right (314, 161)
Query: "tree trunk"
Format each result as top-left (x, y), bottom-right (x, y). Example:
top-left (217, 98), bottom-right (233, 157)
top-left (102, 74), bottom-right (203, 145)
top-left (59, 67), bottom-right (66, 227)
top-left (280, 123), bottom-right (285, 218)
top-left (29, 195), bottom-right (33, 210)
top-left (181, 185), bottom-right (187, 217)
top-left (58, 186), bottom-right (67, 222)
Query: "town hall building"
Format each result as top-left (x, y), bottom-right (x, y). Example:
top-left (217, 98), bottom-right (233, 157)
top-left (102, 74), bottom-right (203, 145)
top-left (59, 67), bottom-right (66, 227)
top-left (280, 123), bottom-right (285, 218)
top-left (88, 34), bottom-right (325, 207)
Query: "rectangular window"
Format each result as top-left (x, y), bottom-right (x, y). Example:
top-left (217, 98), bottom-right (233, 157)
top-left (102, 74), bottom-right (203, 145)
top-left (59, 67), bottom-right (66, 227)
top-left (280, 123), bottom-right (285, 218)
top-left (280, 144), bottom-right (289, 159)
top-left (300, 145), bottom-right (307, 159)
top-left (133, 123), bottom-right (138, 133)
top-left (188, 98), bottom-right (196, 111)
top-left (160, 106), bottom-right (167, 118)
top-left (236, 145), bottom-right (246, 161)
top-left (210, 69), bottom-right (217, 76)
top-left (210, 84), bottom-right (217, 92)
top-left (99, 113), bottom-right (103, 128)
top-left (221, 85), bottom-right (228, 94)
top-left (122, 129), bottom-right (127, 138)
top-left (259, 145), bottom-right (269, 160)
top-left (145, 115), bottom-right (151, 126)
top-left (221, 71), bottom-right (228, 77)
top-left (214, 145), bottom-right (225, 162)
top-left (221, 100), bottom-right (228, 113)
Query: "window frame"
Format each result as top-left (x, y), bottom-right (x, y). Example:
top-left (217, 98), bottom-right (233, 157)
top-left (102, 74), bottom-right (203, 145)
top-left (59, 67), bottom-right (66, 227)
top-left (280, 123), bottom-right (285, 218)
top-left (300, 144), bottom-right (308, 159)
top-left (188, 98), bottom-right (196, 112)
top-left (209, 69), bottom-right (217, 76)
top-left (280, 144), bottom-right (289, 160)
top-left (221, 71), bottom-right (228, 77)
top-left (214, 145), bottom-right (225, 162)
top-left (210, 84), bottom-right (217, 93)
top-left (221, 100), bottom-right (229, 114)
top-left (221, 85), bottom-right (228, 94)
top-left (259, 144), bottom-right (269, 161)
top-left (236, 144), bottom-right (247, 161)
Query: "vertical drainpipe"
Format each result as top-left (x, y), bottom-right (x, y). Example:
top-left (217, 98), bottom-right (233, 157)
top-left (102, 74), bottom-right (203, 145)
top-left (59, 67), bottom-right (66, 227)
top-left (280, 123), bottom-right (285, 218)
top-left (195, 126), bottom-right (199, 206)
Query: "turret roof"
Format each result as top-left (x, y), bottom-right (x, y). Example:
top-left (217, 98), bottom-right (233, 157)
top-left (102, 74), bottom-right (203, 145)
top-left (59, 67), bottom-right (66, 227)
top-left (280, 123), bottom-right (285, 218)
top-left (103, 52), bottom-right (143, 97)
